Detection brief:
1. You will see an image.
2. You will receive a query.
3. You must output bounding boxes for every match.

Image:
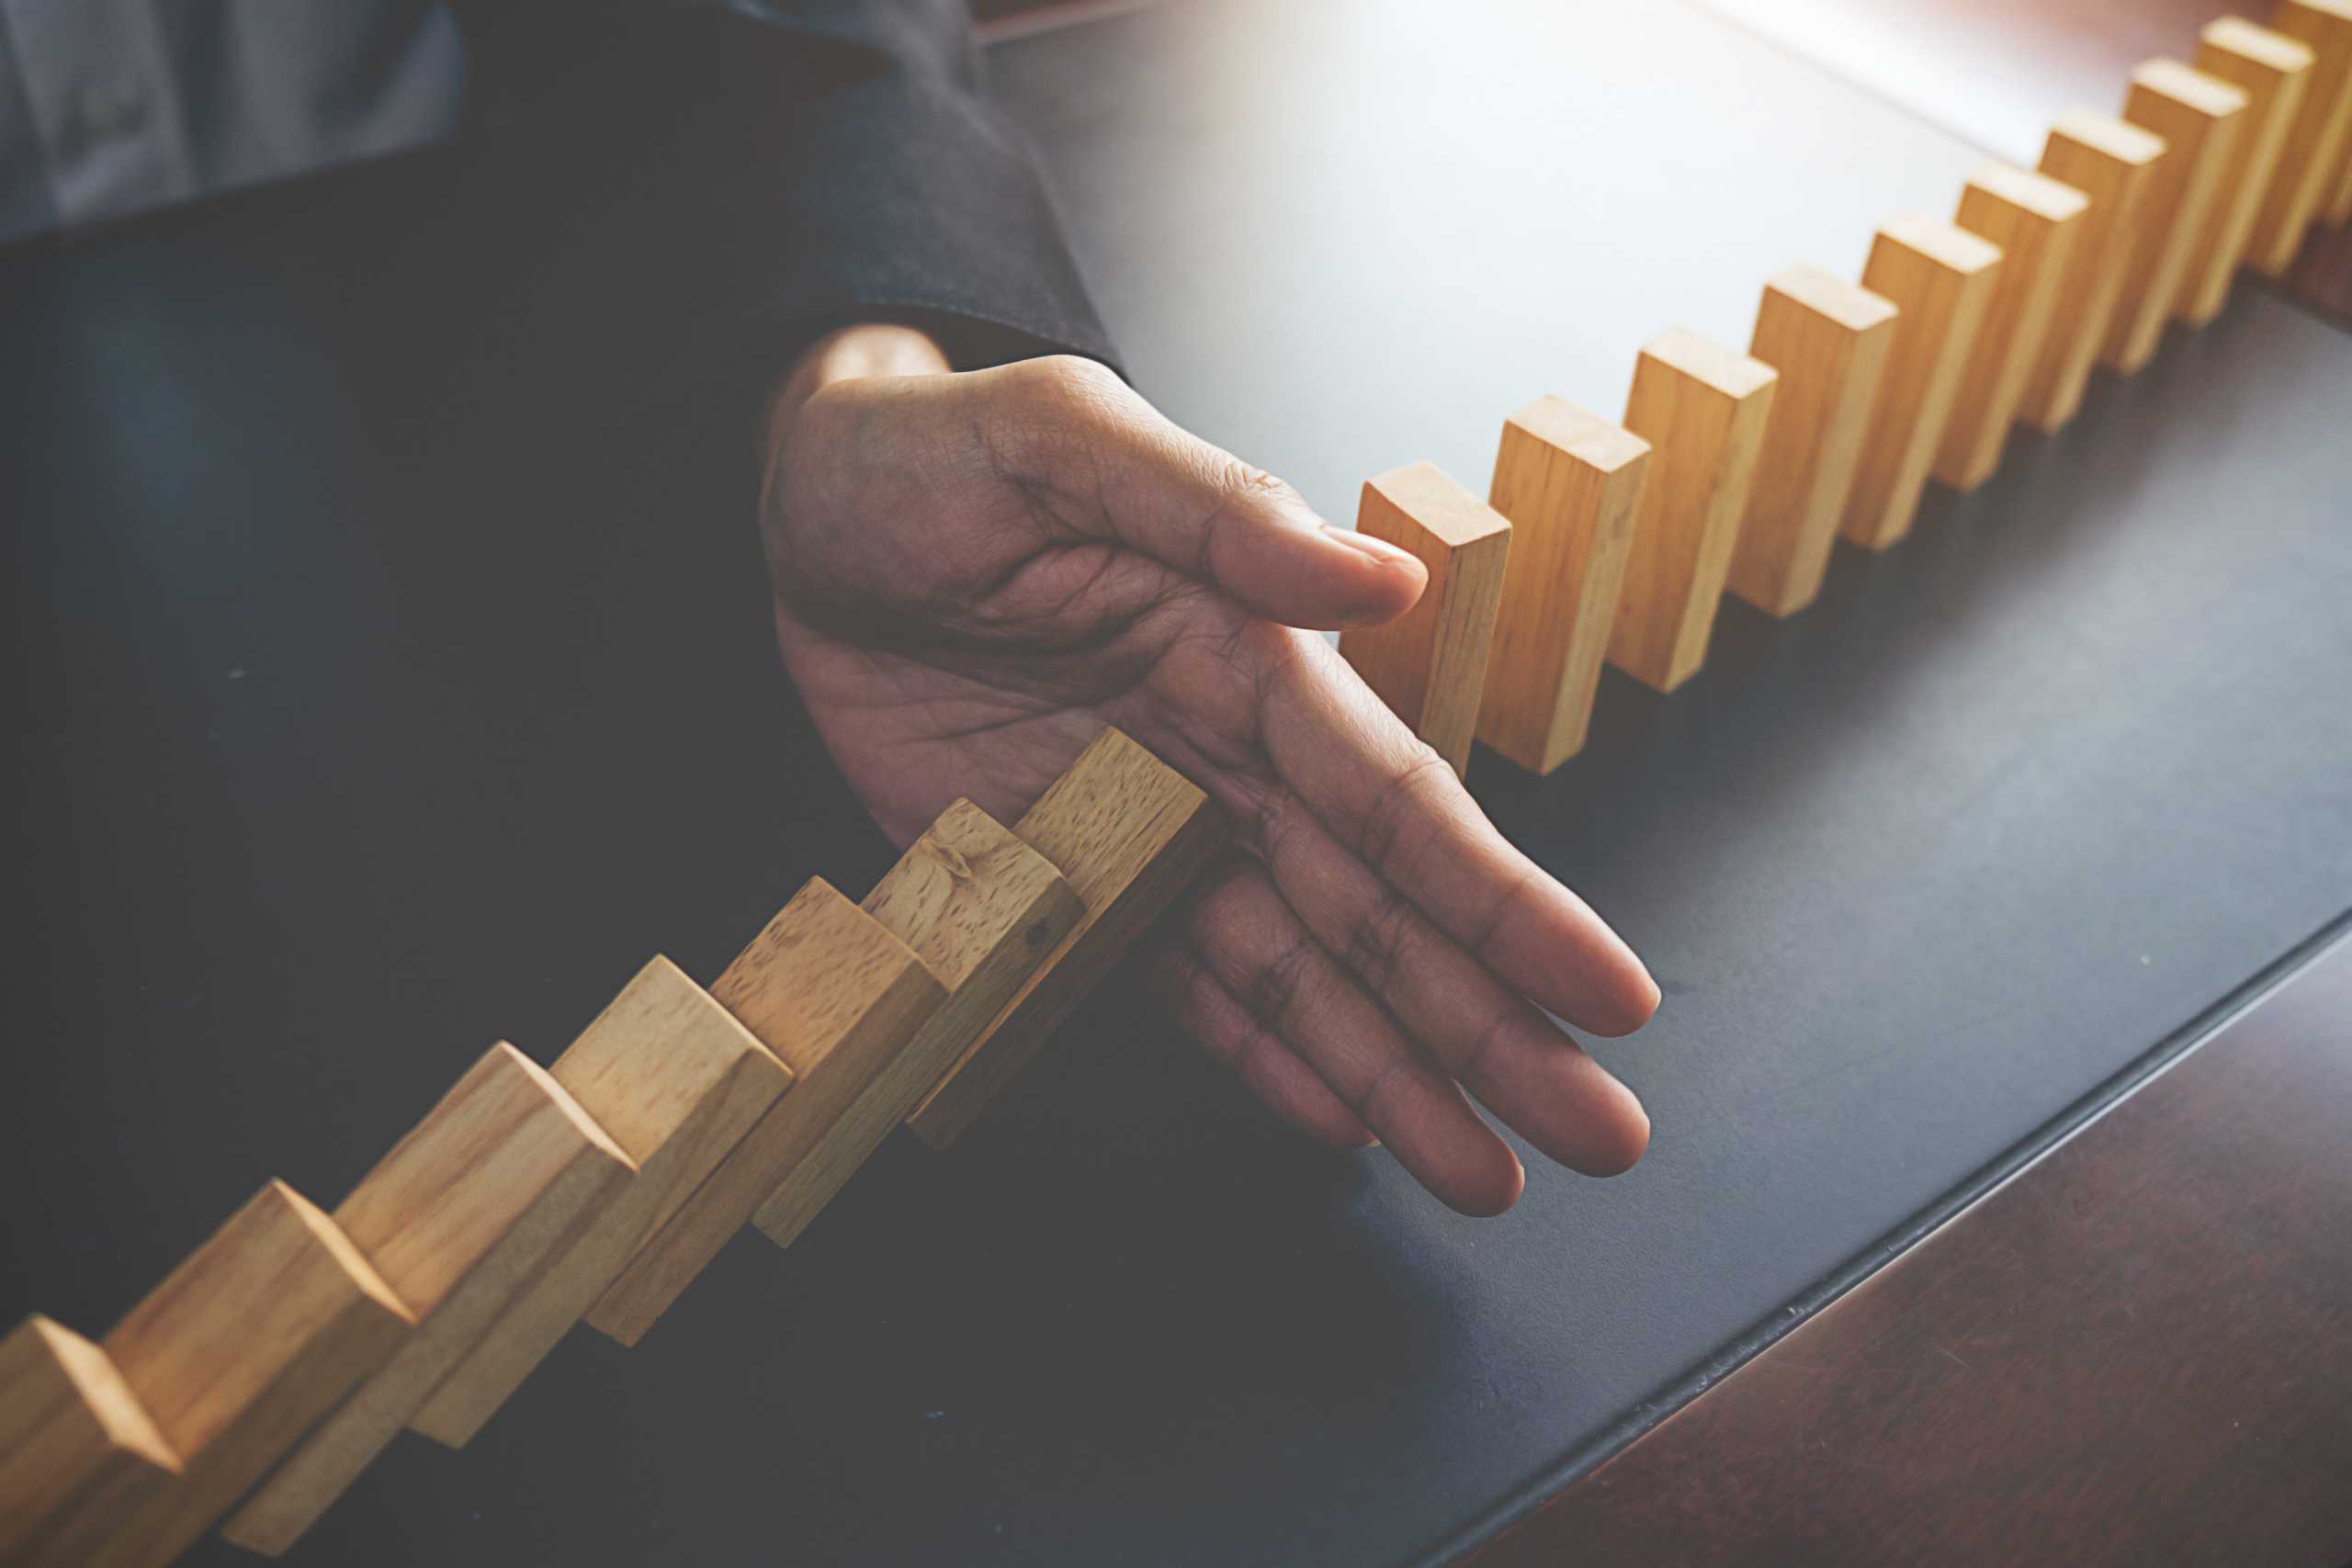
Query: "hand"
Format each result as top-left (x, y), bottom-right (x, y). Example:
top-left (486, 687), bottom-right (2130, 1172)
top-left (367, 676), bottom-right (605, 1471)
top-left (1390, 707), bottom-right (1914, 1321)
top-left (760, 325), bottom-right (1659, 1213)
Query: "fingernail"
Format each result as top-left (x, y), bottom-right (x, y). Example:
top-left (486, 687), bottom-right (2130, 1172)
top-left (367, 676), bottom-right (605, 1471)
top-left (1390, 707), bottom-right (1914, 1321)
top-left (1322, 524), bottom-right (1419, 569)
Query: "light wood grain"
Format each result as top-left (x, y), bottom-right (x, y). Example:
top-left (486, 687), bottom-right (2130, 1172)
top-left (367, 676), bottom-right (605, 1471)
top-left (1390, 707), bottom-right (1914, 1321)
top-left (1336, 462), bottom-right (1513, 775)
top-left (588, 881), bottom-right (945, 1344)
top-left (0, 1315), bottom-right (180, 1566)
top-left (91, 1181), bottom-right (413, 1568)
top-left (2019, 111), bottom-right (2167, 433)
top-left (2105, 60), bottom-right (2248, 372)
top-left (2251, 0), bottom-right (2352, 270)
top-left (1731, 266), bottom-right (1897, 617)
top-left (907, 728), bottom-right (1227, 1149)
top-left (1604, 330), bottom-right (1776, 693)
top-left (407, 959), bottom-right (792, 1448)
top-left (222, 1044), bottom-right (634, 1554)
top-left (1938, 163), bottom-right (2088, 491)
top-left (751, 801), bottom-right (1082, 1248)
top-left (1841, 216), bottom-right (2002, 550)
top-left (2188, 20), bottom-right (2314, 321)
top-left (1473, 398), bottom-right (1651, 773)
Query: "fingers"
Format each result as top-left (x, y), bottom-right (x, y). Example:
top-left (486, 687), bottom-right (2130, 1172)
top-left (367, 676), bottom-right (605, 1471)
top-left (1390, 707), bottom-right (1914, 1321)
top-left (1183, 857), bottom-right (1526, 1216)
top-left (980, 356), bottom-right (1428, 632)
top-left (1150, 944), bottom-right (1376, 1149)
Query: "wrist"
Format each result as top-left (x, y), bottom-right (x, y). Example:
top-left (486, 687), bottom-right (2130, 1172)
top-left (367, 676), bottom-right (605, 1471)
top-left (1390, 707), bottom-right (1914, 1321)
top-left (762, 322), bottom-right (952, 464)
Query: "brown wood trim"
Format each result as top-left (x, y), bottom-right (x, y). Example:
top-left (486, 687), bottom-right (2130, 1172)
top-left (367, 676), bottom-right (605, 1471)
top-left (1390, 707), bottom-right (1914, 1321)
top-left (1461, 925), bottom-right (2352, 1568)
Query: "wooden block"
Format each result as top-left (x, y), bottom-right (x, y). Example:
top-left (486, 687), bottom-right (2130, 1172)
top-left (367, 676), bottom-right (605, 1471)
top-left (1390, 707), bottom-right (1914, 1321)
top-left (407, 958), bottom-right (792, 1448)
top-left (2104, 60), bottom-right (2248, 372)
top-left (2188, 20), bottom-right (2315, 320)
top-left (2250, 0), bottom-right (2352, 270)
top-left (91, 1181), bottom-right (413, 1568)
top-left (587, 881), bottom-right (945, 1345)
top-left (906, 728), bottom-right (1227, 1149)
top-left (2331, 131), bottom-right (2352, 224)
top-left (1841, 217), bottom-right (2002, 551)
top-left (751, 800), bottom-right (1083, 1248)
top-left (1472, 398), bottom-right (1652, 773)
top-left (1937, 164), bottom-right (2088, 491)
top-left (0, 1316), bottom-right (179, 1566)
top-left (221, 1044), bottom-right (635, 1554)
top-left (2019, 112), bottom-right (2167, 433)
top-left (1335, 462), bottom-right (1513, 774)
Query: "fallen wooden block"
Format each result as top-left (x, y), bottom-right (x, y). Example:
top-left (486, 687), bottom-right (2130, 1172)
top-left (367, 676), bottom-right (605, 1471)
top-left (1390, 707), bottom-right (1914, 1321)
top-left (2104, 60), bottom-right (2248, 372)
top-left (92, 1181), bottom-right (413, 1568)
top-left (908, 728), bottom-right (1227, 1148)
top-left (1842, 217), bottom-right (2002, 551)
top-left (1474, 397), bottom-right (1652, 773)
top-left (221, 1044), bottom-right (634, 1554)
top-left (2251, 0), bottom-right (2352, 269)
top-left (1937, 163), bottom-right (2088, 491)
top-left (407, 959), bottom-right (793, 1448)
top-left (1336, 462), bottom-right (1513, 774)
top-left (2019, 111), bottom-right (2166, 433)
top-left (2187, 19), bottom-right (2315, 321)
top-left (751, 800), bottom-right (1083, 1248)
top-left (588, 881), bottom-right (944, 1345)
top-left (0, 1316), bottom-right (180, 1566)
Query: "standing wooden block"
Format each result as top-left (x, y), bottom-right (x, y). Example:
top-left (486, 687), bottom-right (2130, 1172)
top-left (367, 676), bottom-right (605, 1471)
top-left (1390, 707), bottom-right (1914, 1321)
top-left (1335, 462), bottom-right (1513, 774)
top-left (2250, 0), bottom-right (2352, 269)
top-left (2018, 111), bottom-right (2166, 433)
top-left (2188, 19), bottom-right (2315, 320)
top-left (0, 1316), bottom-right (179, 1566)
top-left (751, 800), bottom-right (1083, 1248)
top-left (407, 959), bottom-right (792, 1448)
top-left (1937, 164), bottom-right (2088, 491)
top-left (2105, 60), bottom-right (2248, 372)
top-left (91, 1182), bottom-right (413, 1568)
top-left (1473, 398), bottom-right (1652, 773)
top-left (588, 881), bottom-right (945, 1345)
top-left (907, 728), bottom-right (1226, 1149)
top-left (1841, 217), bottom-right (2002, 551)
top-left (222, 1044), bottom-right (634, 1554)
top-left (1731, 269), bottom-right (1895, 617)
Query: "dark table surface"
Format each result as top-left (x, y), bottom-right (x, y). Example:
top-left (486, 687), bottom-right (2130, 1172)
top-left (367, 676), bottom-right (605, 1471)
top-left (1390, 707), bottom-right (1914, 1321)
top-left (3, 3), bottom-right (2347, 1565)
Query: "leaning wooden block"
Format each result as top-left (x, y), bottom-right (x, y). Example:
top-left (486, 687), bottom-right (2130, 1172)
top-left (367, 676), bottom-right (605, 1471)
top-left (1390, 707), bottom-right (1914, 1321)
top-left (1841, 217), bottom-right (2002, 551)
top-left (588, 881), bottom-right (945, 1345)
top-left (91, 1181), bottom-right (413, 1568)
top-left (2188, 19), bottom-right (2314, 320)
top-left (1937, 164), bottom-right (2088, 491)
top-left (221, 1044), bottom-right (634, 1554)
top-left (1336, 462), bottom-right (1512, 775)
top-left (0, 1315), bottom-right (180, 1566)
top-left (2105, 60), bottom-right (2247, 372)
top-left (2019, 112), bottom-right (2166, 433)
top-left (408, 959), bottom-right (792, 1448)
top-left (1473, 398), bottom-right (1651, 773)
top-left (2250, 0), bottom-right (2352, 268)
top-left (907, 728), bottom-right (1226, 1149)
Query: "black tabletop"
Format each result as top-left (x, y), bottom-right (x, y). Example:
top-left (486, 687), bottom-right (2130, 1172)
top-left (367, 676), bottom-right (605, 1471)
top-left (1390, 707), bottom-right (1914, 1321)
top-left (3, 3), bottom-right (2347, 1566)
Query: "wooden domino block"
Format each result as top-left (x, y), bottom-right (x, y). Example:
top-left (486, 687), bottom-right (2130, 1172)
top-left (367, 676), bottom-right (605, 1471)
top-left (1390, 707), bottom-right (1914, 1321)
top-left (1731, 268), bottom-right (1897, 618)
top-left (587, 881), bottom-right (945, 1345)
top-left (1606, 331), bottom-right (1776, 692)
top-left (407, 959), bottom-right (792, 1448)
top-left (92, 1181), bottom-right (413, 1568)
top-left (2188, 19), bottom-right (2315, 320)
top-left (907, 728), bottom-right (1226, 1149)
top-left (222, 1044), bottom-right (634, 1554)
top-left (1841, 217), bottom-right (2001, 551)
top-left (2104, 61), bottom-right (2248, 372)
top-left (1937, 164), bottom-right (2088, 491)
top-left (2250, 0), bottom-right (2352, 269)
top-left (751, 800), bottom-right (1083, 1248)
top-left (2019, 112), bottom-right (2166, 433)
top-left (1335, 462), bottom-right (1512, 774)
top-left (0, 1316), bottom-right (180, 1566)
top-left (1473, 398), bottom-right (1651, 773)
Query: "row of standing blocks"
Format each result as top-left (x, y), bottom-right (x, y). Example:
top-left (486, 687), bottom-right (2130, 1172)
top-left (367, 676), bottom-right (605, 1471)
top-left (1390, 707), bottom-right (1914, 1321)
top-left (1341, 5), bottom-right (2352, 782)
top-left (0, 728), bottom-right (1227, 1566)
